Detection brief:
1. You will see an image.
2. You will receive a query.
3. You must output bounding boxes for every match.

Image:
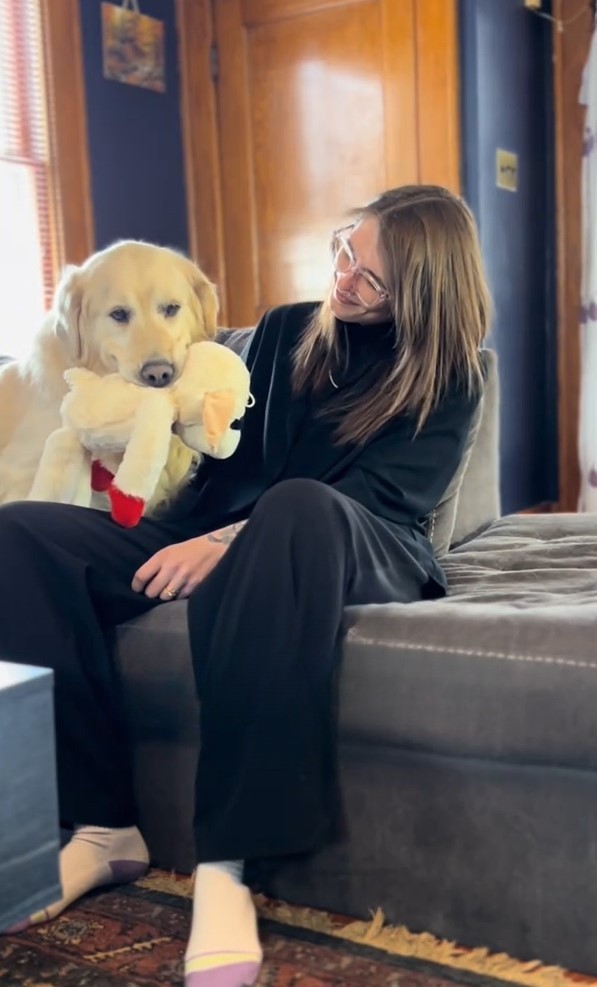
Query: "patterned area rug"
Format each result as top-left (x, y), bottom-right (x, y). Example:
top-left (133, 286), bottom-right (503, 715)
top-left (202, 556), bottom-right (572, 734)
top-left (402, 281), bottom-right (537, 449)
top-left (0, 871), bottom-right (591, 987)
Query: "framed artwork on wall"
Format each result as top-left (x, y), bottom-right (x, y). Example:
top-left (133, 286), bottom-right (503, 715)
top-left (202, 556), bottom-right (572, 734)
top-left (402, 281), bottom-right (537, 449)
top-left (101, 1), bottom-right (165, 93)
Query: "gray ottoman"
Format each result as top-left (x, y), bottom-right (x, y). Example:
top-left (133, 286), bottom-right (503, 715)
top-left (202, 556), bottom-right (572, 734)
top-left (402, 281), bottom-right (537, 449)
top-left (0, 661), bottom-right (60, 931)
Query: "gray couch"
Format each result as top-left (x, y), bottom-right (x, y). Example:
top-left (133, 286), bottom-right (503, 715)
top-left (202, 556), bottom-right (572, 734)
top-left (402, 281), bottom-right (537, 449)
top-left (110, 338), bottom-right (596, 975)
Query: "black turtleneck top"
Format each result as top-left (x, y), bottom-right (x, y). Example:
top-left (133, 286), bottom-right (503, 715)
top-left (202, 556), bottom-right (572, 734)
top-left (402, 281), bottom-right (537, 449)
top-left (166, 302), bottom-right (484, 593)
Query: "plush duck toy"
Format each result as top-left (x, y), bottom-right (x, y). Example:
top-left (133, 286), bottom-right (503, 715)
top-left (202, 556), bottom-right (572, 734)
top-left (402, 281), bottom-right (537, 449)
top-left (28, 340), bottom-right (252, 527)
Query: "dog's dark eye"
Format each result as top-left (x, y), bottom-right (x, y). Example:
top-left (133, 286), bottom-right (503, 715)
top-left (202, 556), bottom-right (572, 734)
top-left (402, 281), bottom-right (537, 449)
top-left (163, 303), bottom-right (180, 318)
top-left (109, 307), bottom-right (130, 324)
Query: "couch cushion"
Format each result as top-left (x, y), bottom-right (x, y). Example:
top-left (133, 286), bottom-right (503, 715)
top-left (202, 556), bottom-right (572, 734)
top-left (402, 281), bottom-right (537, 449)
top-left (115, 513), bottom-right (597, 782)
top-left (342, 512), bottom-right (597, 769)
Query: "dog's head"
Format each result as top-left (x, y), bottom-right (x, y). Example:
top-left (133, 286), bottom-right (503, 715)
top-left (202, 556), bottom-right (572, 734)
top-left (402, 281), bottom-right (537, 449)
top-left (52, 240), bottom-right (218, 386)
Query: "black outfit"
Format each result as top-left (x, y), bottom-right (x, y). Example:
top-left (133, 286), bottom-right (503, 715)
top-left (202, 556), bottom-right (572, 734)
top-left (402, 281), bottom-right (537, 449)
top-left (0, 303), bottom-right (481, 864)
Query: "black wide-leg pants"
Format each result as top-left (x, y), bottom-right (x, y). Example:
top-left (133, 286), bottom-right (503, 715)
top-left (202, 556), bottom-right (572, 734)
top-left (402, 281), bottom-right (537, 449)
top-left (0, 478), bottom-right (427, 864)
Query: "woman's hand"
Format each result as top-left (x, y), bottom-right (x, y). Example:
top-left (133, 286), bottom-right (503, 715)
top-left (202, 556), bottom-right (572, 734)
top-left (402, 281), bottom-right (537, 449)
top-left (132, 522), bottom-right (246, 601)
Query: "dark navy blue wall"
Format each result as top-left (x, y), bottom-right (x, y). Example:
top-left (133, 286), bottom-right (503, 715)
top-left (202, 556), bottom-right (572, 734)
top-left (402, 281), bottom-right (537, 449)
top-left (460, 0), bottom-right (558, 512)
top-left (78, 0), bottom-right (188, 253)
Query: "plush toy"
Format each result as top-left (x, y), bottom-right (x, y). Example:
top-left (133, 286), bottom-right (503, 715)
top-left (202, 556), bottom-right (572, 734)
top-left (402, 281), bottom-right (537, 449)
top-left (28, 340), bottom-right (253, 527)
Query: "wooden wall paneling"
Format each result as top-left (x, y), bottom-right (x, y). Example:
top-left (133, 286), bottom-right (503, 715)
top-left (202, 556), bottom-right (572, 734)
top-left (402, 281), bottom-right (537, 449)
top-left (553, 0), bottom-right (593, 510)
top-left (241, 0), bottom-right (365, 22)
top-left (176, 0), bottom-right (228, 321)
top-left (414, 0), bottom-right (460, 192)
top-left (40, 0), bottom-right (94, 268)
top-left (212, 0), bottom-right (261, 324)
top-left (182, 0), bottom-right (461, 325)
top-left (381, 0), bottom-right (418, 187)
top-left (213, 0), bottom-right (435, 324)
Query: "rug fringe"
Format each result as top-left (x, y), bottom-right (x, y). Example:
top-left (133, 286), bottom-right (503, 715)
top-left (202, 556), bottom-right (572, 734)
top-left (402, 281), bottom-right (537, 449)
top-left (135, 871), bottom-right (586, 987)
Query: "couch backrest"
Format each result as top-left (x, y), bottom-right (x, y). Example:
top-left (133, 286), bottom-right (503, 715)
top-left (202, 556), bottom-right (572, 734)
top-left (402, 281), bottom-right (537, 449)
top-left (216, 327), bottom-right (254, 356)
top-left (449, 349), bottom-right (500, 548)
top-left (218, 330), bottom-right (501, 553)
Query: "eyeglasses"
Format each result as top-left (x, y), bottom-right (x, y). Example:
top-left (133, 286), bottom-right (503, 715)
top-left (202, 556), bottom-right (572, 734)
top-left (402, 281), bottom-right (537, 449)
top-left (330, 226), bottom-right (390, 309)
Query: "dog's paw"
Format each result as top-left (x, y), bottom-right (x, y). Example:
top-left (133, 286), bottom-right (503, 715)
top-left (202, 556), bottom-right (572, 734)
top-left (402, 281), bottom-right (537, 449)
top-left (108, 485), bottom-right (145, 528)
top-left (91, 459), bottom-right (115, 492)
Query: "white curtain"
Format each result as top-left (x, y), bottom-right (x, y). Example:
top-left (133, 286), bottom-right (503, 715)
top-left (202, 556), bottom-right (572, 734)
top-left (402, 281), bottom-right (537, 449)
top-left (579, 22), bottom-right (597, 510)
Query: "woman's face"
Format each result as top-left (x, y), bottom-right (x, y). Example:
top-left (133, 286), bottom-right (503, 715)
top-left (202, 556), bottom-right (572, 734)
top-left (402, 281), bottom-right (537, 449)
top-left (328, 216), bottom-right (392, 324)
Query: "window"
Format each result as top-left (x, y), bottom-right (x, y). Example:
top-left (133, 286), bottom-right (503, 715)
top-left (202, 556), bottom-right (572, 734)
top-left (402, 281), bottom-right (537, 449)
top-left (0, 0), bottom-right (58, 358)
top-left (0, 0), bottom-right (93, 360)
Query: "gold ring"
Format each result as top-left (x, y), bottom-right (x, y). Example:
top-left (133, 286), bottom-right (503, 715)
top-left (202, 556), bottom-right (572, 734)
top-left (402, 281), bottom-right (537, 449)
top-left (164, 586), bottom-right (178, 599)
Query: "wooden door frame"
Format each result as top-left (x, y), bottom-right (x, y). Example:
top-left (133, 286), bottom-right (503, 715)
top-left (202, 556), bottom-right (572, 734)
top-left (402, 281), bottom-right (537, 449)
top-left (552, 0), bottom-right (593, 512)
top-left (176, 0), bottom-right (228, 321)
top-left (41, 0), bottom-right (95, 267)
top-left (177, 0), bottom-right (460, 323)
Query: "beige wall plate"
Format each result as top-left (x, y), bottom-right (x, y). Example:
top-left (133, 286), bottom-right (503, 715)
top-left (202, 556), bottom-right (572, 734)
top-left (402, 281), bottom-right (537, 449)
top-left (496, 149), bottom-right (518, 192)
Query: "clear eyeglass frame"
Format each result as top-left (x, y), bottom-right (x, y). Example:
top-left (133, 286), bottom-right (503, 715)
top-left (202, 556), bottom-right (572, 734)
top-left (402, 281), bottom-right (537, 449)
top-left (330, 225), bottom-right (390, 309)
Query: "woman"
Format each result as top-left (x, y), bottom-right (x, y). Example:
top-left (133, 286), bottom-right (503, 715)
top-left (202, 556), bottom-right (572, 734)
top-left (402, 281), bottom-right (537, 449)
top-left (0, 185), bottom-right (490, 987)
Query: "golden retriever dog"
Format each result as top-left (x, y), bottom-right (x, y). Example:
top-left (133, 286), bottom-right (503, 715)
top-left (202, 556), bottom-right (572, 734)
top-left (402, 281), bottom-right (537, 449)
top-left (0, 239), bottom-right (218, 508)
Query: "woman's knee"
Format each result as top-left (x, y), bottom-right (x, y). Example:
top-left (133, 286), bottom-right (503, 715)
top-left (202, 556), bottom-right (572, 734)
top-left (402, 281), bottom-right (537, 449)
top-left (252, 479), bottom-right (348, 536)
top-left (258, 478), bottom-right (337, 512)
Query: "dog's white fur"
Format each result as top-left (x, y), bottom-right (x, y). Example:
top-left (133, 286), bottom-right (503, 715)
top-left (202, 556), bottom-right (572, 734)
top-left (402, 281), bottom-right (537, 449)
top-left (0, 239), bottom-right (219, 507)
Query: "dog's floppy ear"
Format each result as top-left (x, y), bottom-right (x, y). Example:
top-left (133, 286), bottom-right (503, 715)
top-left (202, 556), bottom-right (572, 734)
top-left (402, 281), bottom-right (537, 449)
top-left (52, 263), bottom-right (88, 363)
top-left (185, 260), bottom-right (219, 340)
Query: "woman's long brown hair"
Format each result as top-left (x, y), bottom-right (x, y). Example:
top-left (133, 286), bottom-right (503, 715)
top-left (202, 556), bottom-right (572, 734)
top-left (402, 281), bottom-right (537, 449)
top-left (291, 185), bottom-right (491, 444)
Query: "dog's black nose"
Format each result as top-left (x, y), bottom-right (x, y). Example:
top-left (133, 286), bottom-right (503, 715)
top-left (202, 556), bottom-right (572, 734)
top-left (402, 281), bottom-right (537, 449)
top-left (139, 360), bottom-right (175, 387)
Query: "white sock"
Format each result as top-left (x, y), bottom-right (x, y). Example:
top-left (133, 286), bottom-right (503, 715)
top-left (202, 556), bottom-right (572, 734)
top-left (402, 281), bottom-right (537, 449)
top-left (6, 824), bottom-right (149, 931)
top-left (185, 861), bottom-right (262, 986)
